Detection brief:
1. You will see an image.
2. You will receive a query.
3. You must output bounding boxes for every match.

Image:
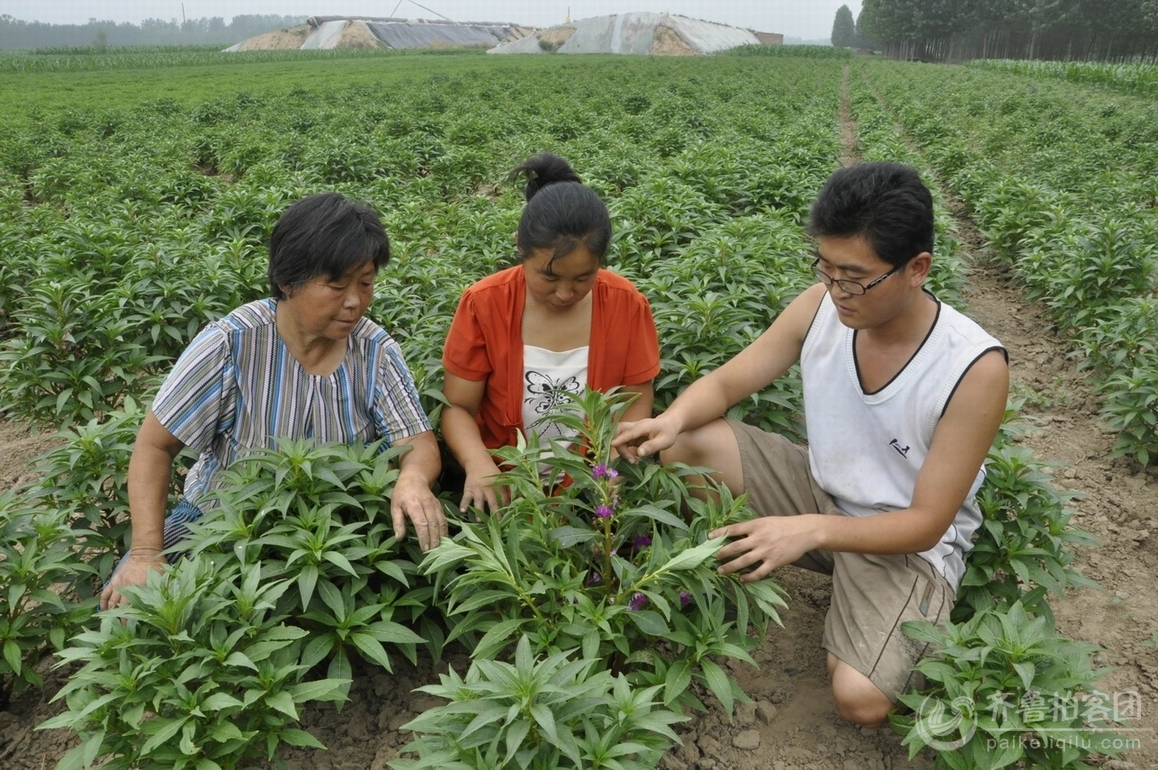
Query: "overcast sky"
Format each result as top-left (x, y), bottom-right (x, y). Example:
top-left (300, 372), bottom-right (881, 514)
top-left (0, 1), bottom-right (862, 41)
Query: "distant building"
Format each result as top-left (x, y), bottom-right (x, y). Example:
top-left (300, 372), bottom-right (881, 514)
top-left (754, 32), bottom-right (784, 46)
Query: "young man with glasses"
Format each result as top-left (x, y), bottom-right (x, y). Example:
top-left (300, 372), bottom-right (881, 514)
top-left (614, 162), bottom-right (1008, 728)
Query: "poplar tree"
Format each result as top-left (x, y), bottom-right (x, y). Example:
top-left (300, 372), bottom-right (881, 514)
top-left (831, 4), bottom-right (856, 47)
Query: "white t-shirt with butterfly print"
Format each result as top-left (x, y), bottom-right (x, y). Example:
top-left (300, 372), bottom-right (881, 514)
top-left (522, 344), bottom-right (588, 446)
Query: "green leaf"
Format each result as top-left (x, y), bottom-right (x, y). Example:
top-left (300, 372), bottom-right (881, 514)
top-left (265, 689), bottom-right (298, 720)
top-left (298, 563), bottom-right (319, 609)
top-left (626, 609), bottom-right (669, 636)
top-left (699, 658), bottom-right (734, 718)
top-left (473, 618), bottom-right (528, 660)
top-left (141, 716), bottom-right (188, 755)
top-left (278, 728), bottom-right (325, 748)
top-left (664, 660), bottom-right (692, 706)
top-left (351, 632), bottom-right (394, 671)
top-left (207, 721), bottom-right (246, 743)
top-left (659, 538), bottom-right (722, 573)
top-left (290, 678), bottom-right (351, 704)
top-left (202, 692), bottom-right (245, 711)
top-left (322, 550), bottom-right (358, 576)
top-left (3, 639), bottom-right (22, 674)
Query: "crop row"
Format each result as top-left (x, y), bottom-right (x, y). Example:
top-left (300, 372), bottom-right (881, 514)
top-left (857, 59), bottom-right (1158, 467)
top-left (968, 58), bottom-right (1158, 98)
top-left (0, 46), bottom-right (468, 74)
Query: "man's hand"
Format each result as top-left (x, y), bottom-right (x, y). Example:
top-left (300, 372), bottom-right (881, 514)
top-left (709, 515), bottom-right (826, 582)
top-left (100, 549), bottom-right (166, 610)
top-left (391, 472), bottom-right (448, 551)
top-left (612, 415), bottom-right (680, 464)
top-left (461, 458), bottom-right (510, 515)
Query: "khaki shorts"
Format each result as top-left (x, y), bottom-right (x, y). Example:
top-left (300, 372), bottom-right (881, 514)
top-left (728, 419), bottom-right (953, 702)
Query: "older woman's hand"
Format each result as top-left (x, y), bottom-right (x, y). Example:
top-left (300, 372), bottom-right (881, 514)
top-left (100, 549), bottom-right (166, 611)
top-left (390, 431), bottom-right (448, 551)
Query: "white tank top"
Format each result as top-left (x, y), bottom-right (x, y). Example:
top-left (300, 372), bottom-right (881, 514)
top-left (522, 344), bottom-right (589, 445)
top-left (801, 292), bottom-right (1004, 588)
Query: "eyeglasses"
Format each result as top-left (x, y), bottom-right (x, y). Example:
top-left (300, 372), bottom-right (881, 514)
top-left (810, 257), bottom-right (903, 296)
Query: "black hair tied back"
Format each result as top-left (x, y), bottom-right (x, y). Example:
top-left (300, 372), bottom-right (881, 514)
top-left (510, 153), bottom-right (582, 202)
top-left (509, 152), bottom-right (612, 266)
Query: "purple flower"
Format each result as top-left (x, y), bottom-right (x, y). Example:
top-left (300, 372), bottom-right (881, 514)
top-left (592, 463), bottom-right (619, 480)
top-left (633, 535), bottom-right (652, 548)
top-left (595, 505), bottom-right (614, 519)
top-left (680, 591), bottom-right (692, 608)
top-left (587, 572), bottom-right (602, 586)
top-left (628, 593), bottom-right (647, 611)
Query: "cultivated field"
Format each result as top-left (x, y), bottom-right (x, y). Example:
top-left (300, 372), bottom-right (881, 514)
top-left (0, 48), bottom-right (1156, 770)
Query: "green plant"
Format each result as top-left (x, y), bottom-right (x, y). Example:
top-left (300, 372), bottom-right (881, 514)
top-left (32, 397), bottom-right (184, 588)
top-left (1098, 364), bottom-right (1158, 467)
top-left (422, 390), bottom-right (787, 716)
top-left (894, 602), bottom-right (1121, 770)
top-left (40, 557), bottom-right (349, 770)
top-left (0, 490), bottom-right (96, 709)
top-left (955, 446), bottom-right (1098, 623)
top-left (390, 634), bottom-right (686, 770)
top-left (186, 439), bottom-right (444, 694)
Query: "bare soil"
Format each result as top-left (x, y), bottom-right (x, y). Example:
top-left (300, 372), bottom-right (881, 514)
top-left (231, 25), bottom-right (310, 52)
top-left (336, 22), bottom-right (386, 51)
top-left (652, 26), bottom-right (697, 57)
top-left (538, 26), bottom-right (576, 50)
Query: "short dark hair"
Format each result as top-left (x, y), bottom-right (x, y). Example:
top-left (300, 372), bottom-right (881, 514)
top-left (268, 192), bottom-right (389, 299)
top-left (807, 162), bottom-right (934, 268)
top-left (509, 153), bottom-right (612, 272)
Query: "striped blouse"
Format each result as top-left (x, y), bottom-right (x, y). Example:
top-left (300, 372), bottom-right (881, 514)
top-left (152, 298), bottom-right (431, 508)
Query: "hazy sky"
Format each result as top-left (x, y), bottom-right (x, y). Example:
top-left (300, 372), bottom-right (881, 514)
top-left (0, 2), bottom-right (863, 41)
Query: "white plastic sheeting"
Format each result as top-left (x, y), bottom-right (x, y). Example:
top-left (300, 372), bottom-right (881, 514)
top-left (666, 15), bottom-right (759, 52)
top-left (365, 20), bottom-right (527, 49)
top-left (488, 13), bottom-right (760, 55)
top-left (300, 20), bottom-right (347, 50)
top-left (225, 18), bottom-right (529, 52)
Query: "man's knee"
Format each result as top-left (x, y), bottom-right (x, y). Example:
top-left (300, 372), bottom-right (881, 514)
top-left (658, 419), bottom-right (744, 495)
top-left (829, 655), bottom-right (894, 728)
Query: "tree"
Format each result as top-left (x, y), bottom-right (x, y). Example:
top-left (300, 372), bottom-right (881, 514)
top-left (855, 8), bottom-right (877, 49)
top-left (832, 4), bottom-right (856, 47)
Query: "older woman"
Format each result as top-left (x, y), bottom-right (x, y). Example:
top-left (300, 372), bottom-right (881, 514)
top-left (101, 192), bottom-right (445, 610)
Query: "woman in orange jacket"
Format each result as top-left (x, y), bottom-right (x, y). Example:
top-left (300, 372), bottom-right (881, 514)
top-left (441, 153), bottom-right (660, 513)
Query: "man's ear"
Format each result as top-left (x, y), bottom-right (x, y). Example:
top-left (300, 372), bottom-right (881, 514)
top-left (908, 252), bottom-right (933, 285)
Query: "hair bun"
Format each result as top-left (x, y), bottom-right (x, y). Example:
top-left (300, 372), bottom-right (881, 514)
top-left (509, 153), bottom-right (582, 202)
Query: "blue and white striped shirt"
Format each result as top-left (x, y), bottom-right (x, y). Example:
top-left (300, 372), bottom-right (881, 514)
top-left (152, 298), bottom-right (431, 508)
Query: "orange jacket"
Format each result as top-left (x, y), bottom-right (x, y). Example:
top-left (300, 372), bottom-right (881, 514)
top-left (442, 265), bottom-right (661, 449)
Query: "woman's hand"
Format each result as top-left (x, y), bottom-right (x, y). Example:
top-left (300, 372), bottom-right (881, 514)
top-left (391, 472), bottom-right (447, 552)
top-left (461, 458), bottom-right (511, 515)
top-left (100, 549), bottom-right (166, 611)
top-left (391, 431), bottom-right (447, 552)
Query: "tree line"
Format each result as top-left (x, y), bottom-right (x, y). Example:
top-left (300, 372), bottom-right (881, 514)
top-left (836, 1), bottom-right (1158, 61)
top-left (0, 15), bottom-right (306, 50)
